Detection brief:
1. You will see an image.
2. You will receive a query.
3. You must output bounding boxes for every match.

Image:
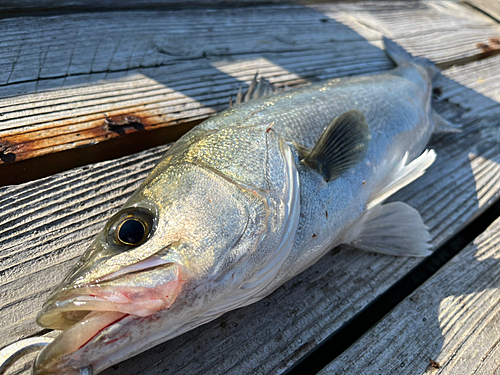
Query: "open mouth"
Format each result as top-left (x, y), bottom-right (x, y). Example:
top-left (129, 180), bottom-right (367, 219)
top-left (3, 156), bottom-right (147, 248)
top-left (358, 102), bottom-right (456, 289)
top-left (33, 311), bottom-right (129, 375)
top-left (33, 262), bottom-right (183, 374)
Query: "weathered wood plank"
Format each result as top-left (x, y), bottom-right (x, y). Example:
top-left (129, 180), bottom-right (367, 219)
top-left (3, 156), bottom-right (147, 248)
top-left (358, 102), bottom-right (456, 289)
top-left (321, 217), bottom-right (500, 375)
top-left (0, 0), bottom-right (293, 14)
top-left (467, 0), bottom-right (500, 23)
top-left (2, 46), bottom-right (500, 375)
top-left (0, 1), bottom-right (499, 171)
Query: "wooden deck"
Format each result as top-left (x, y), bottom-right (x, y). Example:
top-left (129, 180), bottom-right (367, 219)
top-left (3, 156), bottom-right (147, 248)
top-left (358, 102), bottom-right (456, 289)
top-left (1, 1), bottom-right (500, 374)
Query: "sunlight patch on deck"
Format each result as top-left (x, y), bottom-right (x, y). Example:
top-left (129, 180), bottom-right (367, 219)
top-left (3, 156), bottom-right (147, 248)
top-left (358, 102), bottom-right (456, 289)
top-left (211, 57), bottom-right (310, 89)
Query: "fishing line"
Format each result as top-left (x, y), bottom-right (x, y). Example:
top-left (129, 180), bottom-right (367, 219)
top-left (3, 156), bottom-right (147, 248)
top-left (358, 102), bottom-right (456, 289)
top-left (0, 337), bottom-right (92, 375)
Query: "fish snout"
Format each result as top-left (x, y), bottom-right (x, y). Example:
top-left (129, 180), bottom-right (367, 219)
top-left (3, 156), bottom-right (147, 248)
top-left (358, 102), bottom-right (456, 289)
top-left (33, 262), bottom-right (183, 375)
top-left (37, 262), bottom-right (182, 330)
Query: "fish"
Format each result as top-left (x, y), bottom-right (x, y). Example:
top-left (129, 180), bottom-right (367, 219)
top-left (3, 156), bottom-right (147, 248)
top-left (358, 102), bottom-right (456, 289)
top-left (32, 38), bottom-right (457, 374)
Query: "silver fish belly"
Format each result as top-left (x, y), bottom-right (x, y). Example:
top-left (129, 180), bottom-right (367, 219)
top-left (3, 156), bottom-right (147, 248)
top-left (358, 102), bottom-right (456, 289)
top-left (32, 38), bottom-right (448, 375)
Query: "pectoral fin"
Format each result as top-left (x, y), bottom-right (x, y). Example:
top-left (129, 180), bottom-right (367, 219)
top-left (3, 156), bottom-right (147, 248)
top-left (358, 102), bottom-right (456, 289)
top-left (343, 202), bottom-right (432, 257)
top-left (303, 110), bottom-right (371, 181)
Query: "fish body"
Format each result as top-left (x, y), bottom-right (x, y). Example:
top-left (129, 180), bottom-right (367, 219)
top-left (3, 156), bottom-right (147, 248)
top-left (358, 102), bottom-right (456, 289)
top-left (33, 39), bottom-right (445, 374)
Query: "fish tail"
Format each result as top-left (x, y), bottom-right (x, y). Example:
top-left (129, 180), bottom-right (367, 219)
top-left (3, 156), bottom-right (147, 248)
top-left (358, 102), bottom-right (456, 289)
top-left (383, 37), bottom-right (439, 80)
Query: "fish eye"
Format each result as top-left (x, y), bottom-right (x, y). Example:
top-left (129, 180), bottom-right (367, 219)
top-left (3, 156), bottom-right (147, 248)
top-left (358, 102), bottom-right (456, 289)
top-left (105, 207), bottom-right (155, 248)
top-left (117, 218), bottom-right (146, 245)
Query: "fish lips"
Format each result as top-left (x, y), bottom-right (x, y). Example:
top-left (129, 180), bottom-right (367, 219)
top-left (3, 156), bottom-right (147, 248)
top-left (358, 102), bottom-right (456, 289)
top-left (33, 312), bottom-right (130, 375)
top-left (33, 262), bottom-right (183, 374)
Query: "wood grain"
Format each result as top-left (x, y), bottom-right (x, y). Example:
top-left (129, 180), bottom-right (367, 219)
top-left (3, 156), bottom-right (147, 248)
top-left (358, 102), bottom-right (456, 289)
top-left (0, 1), bottom-right (499, 168)
top-left (467, 0), bottom-right (500, 23)
top-left (321, 217), bottom-right (500, 375)
top-left (0, 0), bottom-right (300, 14)
top-left (2, 45), bottom-right (500, 375)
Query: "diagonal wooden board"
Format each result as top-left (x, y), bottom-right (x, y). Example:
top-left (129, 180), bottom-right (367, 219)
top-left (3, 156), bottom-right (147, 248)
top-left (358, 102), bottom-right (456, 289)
top-left (0, 1), bottom-right (499, 167)
top-left (322, 215), bottom-right (500, 375)
top-left (0, 0), bottom-right (307, 13)
top-left (467, 0), bottom-right (500, 23)
top-left (2, 2), bottom-right (500, 375)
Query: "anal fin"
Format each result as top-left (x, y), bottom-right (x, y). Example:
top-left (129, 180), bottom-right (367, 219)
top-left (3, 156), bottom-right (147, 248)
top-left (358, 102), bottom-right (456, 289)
top-left (433, 110), bottom-right (461, 133)
top-left (344, 202), bottom-right (432, 257)
top-left (367, 149), bottom-right (436, 209)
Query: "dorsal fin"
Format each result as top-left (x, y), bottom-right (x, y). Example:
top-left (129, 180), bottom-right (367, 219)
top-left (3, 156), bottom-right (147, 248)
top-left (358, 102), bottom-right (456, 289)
top-left (229, 74), bottom-right (276, 107)
top-left (303, 110), bottom-right (371, 181)
top-left (383, 36), bottom-right (439, 79)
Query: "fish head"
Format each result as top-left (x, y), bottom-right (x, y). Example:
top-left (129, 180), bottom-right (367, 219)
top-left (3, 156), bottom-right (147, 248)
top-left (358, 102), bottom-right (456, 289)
top-left (33, 159), bottom-right (274, 375)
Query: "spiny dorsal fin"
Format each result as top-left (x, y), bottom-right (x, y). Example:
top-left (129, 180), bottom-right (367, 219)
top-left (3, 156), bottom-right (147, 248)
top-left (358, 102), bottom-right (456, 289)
top-left (229, 74), bottom-right (276, 107)
top-left (343, 202), bottom-right (432, 257)
top-left (303, 109), bottom-right (371, 181)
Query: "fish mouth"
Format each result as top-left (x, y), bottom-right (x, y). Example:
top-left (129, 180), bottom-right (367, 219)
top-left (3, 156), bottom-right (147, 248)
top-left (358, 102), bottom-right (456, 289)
top-left (37, 261), bottom-right (182, 329)
top-left (33, 262), bottom-right (183, 374)
top-left (33, 311), bottom-right (129, 375)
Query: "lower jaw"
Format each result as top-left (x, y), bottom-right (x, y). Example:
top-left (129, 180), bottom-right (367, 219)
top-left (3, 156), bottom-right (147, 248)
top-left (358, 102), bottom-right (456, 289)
top-left (33, 312), bottom-right (127, 375)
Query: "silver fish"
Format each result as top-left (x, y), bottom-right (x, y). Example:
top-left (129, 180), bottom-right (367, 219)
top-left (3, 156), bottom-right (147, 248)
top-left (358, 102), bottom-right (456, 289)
top-left (33, 38), bottom-right (454, 374)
